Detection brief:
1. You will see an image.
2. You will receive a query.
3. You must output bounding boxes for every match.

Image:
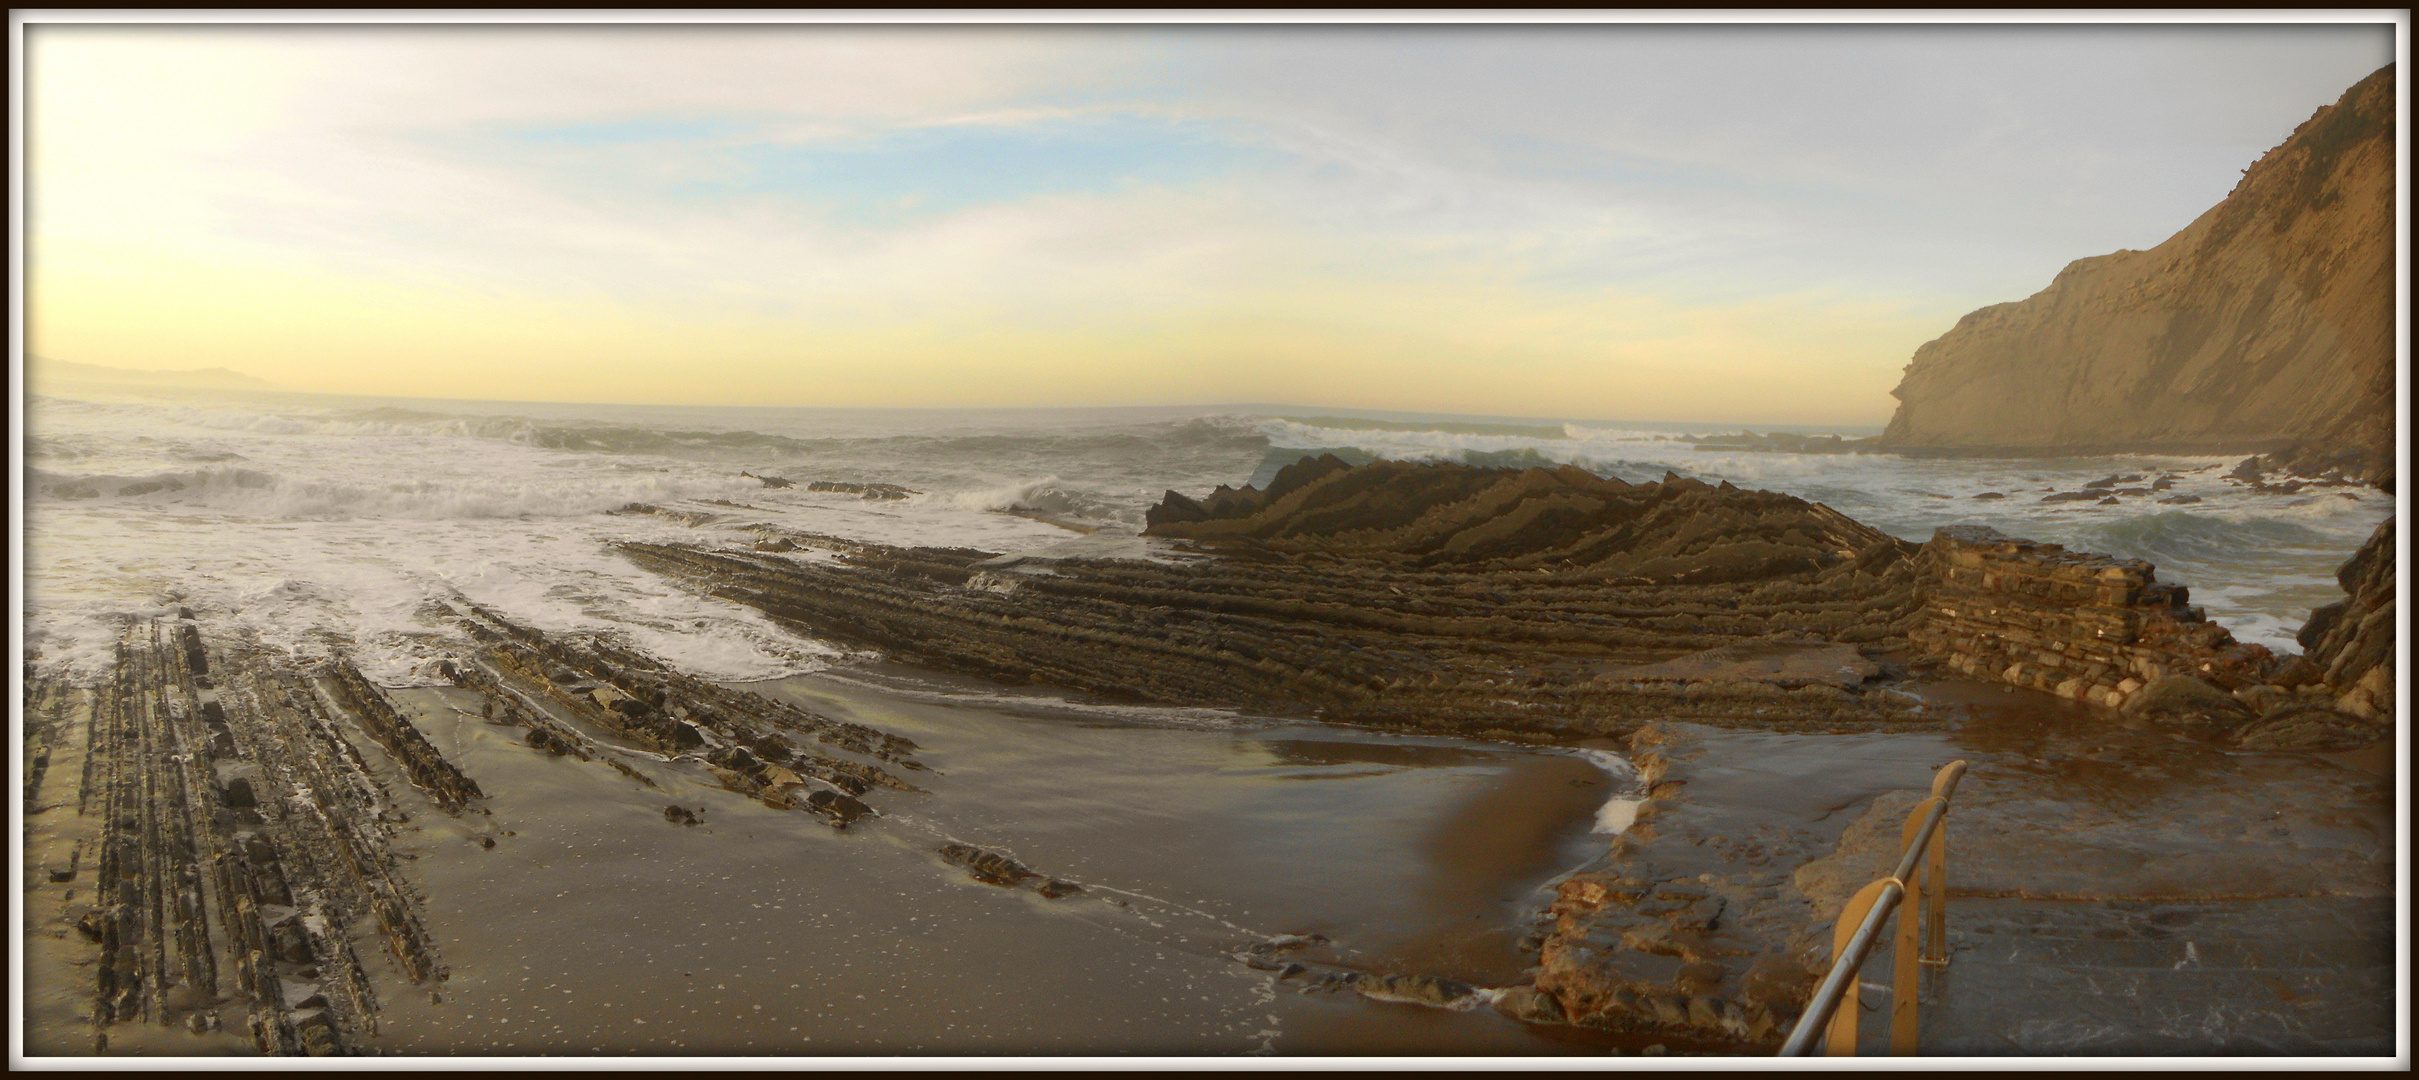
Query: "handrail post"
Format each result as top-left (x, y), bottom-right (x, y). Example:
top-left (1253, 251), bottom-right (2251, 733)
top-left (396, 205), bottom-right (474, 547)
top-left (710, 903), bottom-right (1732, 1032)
top-left (1827, 879), bottom-right (1895, 1055)
top-left (1923, 762), bottom-right (1966, 981)
top-left (1892, 796), bottom-right (1944, 1054)
top-left (1778, 759), bottom-right (1969, 1057)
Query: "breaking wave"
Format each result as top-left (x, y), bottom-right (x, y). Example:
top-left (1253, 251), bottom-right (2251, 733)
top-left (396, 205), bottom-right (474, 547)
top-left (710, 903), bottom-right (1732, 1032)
top-left (28, 464), bottom-right (759, 521)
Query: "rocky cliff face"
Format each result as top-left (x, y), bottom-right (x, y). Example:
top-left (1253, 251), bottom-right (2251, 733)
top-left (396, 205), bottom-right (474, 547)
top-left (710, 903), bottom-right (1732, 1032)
top-left (1880, 65), bottom-right (2396, 485)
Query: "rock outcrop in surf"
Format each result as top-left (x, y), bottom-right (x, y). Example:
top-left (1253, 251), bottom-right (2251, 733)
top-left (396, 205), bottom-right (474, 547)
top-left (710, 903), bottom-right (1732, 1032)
top-left (1147, 454), bottom-right (1907, 584)
top-left (621, 459), bottom-right (1937, 739)
top-left (1879, 65), bottom-right (2396, 488)
top-left (2297, 517), bottom-right (2396, 722)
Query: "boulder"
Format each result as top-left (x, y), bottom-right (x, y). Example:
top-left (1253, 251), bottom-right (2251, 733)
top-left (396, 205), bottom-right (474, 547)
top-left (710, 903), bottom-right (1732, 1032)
top-left (2120, 675), bottom-right (2253, 725)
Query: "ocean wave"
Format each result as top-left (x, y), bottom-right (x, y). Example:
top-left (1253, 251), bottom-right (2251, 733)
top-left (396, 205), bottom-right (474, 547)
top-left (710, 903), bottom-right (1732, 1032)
top-left (1574, 749), bottom-right (1647, 836)
top-left (2067, 510), bottom-right (2340, 567)
top-left (29, 463), bottom-right (760, 521)
top-left (1254, 417), bottom-right (1751, 488)
top-left (947, 476), bottom-right (1141, 526)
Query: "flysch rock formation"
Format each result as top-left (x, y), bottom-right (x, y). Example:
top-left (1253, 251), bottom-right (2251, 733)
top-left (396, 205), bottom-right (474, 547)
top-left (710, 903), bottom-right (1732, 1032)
top-left (21, 615), bottom-right (459, 1056)
top-left (31, 460), bottom-right (2383, 1055)
top-left (20, 601), bottom-right (933, 1056)
top-left (1880, 65), bottom-right (2396, 488)
top-left (611, 456), bottom-right (2393, 1050)
top-left (1532, 517), bottom-right (2395, 1051)
top-left (618, 456), bottom-right (1940, 741)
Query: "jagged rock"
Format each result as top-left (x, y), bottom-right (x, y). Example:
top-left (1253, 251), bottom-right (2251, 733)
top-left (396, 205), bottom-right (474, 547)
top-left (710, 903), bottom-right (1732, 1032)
top-left (2298, 518), bottom-right (2395, 719)
top-left (48, 618), bottom-right (455, 1053)
top-left (1147, 457), bottom-right (1905, 584)
top-left (2233, 684), bottom-right (2296, 715)
top-left (799, 787), bottom-right (871, 826)
top-left (937, 843), bottom-right (1039, 889)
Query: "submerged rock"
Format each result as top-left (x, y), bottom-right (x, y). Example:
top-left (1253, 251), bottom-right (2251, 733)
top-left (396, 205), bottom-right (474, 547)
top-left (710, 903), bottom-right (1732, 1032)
top-left (806, 480), bottom-right (919, 500)
top-left (2122, 675), bottom-right (2254, 726)
top-left (936, 843), bottom-right (1081, 899)
top-left (2234, 704), bottom-right (2380, 751)
top-left (1355, 973), bottom-right (1478, 1008)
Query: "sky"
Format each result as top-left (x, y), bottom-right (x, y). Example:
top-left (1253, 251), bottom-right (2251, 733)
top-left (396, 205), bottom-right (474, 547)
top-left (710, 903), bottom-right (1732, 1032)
top-left (18, 18), bottom-right (2402, 425)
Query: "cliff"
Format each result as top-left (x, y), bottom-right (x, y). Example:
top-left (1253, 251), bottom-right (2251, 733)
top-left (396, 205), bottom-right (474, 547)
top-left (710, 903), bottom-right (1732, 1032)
top-left (1880, 65), bottom-right (2396, 485)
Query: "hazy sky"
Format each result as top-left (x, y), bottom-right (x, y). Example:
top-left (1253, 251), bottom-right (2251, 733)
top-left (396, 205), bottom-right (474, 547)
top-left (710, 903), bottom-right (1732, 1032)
top-left (21, 18), bottom-right (2401, 423)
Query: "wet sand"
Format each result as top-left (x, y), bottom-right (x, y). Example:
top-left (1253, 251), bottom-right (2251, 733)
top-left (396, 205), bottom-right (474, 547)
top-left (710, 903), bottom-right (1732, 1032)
top-left (28, 617), bottom-right (2390, 1058)
top-left (350, 671), bottom-right (1631, 1055)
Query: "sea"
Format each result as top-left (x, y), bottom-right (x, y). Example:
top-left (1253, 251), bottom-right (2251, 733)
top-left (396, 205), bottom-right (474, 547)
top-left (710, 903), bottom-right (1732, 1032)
top-left (17, 386), bottom-right (2396, 1055)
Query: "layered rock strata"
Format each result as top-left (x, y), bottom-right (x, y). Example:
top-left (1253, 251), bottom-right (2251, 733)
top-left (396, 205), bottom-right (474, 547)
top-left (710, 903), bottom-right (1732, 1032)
top-left (437, 600), bottom-right (924, 825)
top-left (23, 616), bottom-right (463, 1056)
top-left (618, 462), bottom-right (1940, 740)
top-left (1148, 454), bottom-right (1904, 586)
top-left (1907, 525), bottom-right (2278, 709)
top-left (1906, 522), bottom-right (2391, 750)
top-left (1881, 65), bottom-right (2396, 487)
top-left (22, 597), bottom-right (940, 1056)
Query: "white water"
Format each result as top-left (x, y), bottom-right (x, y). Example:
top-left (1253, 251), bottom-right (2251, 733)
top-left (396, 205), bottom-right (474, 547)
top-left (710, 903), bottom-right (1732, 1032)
top-left (19, 384), bottom-right (2391, 1056)
top-left (23, 388), bottom-right (2391, 689)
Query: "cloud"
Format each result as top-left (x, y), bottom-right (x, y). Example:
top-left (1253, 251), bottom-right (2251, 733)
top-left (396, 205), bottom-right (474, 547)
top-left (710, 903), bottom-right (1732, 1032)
top-left (23, 21), bottom-right (2399, 422)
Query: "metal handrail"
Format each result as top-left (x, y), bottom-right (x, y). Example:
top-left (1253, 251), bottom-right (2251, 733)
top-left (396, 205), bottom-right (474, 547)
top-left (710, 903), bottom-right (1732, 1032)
top-left (1777, 759), bottom-right (1969, 1056)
